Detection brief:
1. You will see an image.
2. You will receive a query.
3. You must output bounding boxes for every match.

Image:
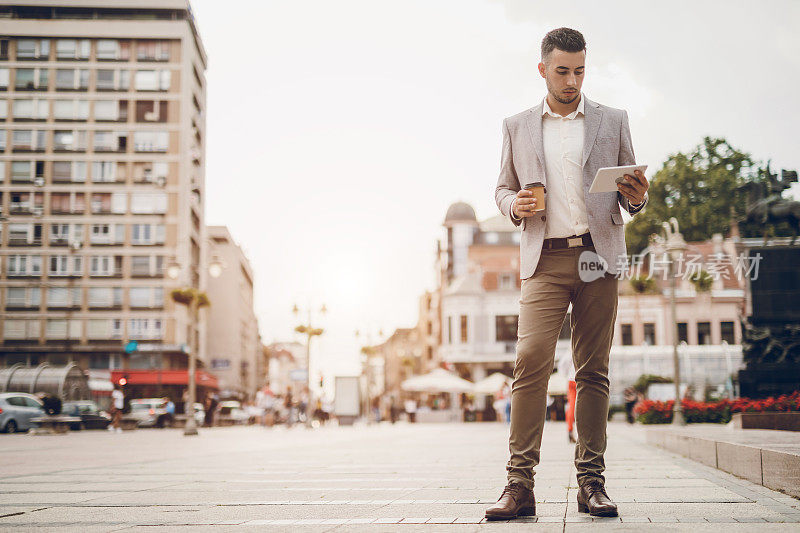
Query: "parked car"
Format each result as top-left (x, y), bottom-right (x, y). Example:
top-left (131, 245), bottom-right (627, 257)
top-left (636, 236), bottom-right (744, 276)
top-left (128, 398), bottom-right (171, 428)
top-left (0, 393), bottom-right (45, 433)
top-left (62, 400), bottom-right (111, 431)
top-left (217, 401), bottom-right (249, 425)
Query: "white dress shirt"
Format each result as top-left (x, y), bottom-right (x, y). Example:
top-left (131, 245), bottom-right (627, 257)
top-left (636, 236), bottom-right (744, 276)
top-left (512, 94), bottom-right (588, 239)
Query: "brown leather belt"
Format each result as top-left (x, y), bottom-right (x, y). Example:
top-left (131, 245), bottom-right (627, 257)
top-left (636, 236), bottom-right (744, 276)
top-left (542, 232), bottom-right (593, 250)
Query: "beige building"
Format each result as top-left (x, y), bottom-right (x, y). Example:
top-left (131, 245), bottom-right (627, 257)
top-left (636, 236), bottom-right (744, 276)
top-left (205, 226), bottom-right (261, 398)
top-left (264, 341), bottom-right (305, 396)
top-left (433, 201), bottom-right (746, 403)
top-left (0, 1), bottom-right (210, 381)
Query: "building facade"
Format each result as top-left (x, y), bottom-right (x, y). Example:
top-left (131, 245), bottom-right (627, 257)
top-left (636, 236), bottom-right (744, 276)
top-left (205, 226), bottom-right (261, 399)
top-left (0, 2), bottom-right (210, 385)
top-left (434, 201), bottom-right (745, 404)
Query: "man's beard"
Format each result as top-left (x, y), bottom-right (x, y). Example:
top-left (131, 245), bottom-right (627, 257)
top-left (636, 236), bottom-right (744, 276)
top-left (547, 82), bottom-right (579, 104)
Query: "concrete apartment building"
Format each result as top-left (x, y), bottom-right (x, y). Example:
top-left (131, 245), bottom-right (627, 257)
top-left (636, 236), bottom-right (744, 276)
top-left (434, 201), bottom-right (745, 404)
top-left (205, 226), bottom-right (262, 399)
top-left (0, 1), bottom-right (211, 388)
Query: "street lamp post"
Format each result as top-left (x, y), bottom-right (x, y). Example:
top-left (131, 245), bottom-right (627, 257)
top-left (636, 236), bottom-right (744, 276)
top-left (167, 255), bottom-right (223, 436)
top-left (355, 327), bottom-right (384, 425)
top-left (293, 303), bottom-right (326, 428)
top-left (655, 217), bottom-right (688, 426)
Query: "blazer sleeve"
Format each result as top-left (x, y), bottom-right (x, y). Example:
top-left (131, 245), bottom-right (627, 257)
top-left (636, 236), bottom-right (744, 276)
top-left (495, 118), bottom-right (522, 227)
top-left (618, 109), bottom-right (648, 215)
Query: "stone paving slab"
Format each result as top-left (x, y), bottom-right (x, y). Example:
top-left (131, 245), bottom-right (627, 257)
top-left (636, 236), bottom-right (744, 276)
top-left (1, 421), bottom-right (799, 531)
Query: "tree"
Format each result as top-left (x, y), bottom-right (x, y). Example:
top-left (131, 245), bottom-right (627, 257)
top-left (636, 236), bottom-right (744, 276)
top-left (625, 137), bottom-right (794, 254)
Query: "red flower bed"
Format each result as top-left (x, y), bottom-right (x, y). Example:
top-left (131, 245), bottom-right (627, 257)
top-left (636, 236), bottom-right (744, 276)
top-left (634, 391), bottom-right (800, 424)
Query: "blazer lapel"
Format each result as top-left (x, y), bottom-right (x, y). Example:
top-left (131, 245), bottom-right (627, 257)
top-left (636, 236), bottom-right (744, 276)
top-left (525, 104), bottom-right (547, 185)
top-left (581, 97), bottom-right (602, 167)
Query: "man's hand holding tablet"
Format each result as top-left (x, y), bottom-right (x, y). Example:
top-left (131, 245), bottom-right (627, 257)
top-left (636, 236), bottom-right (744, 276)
top-left (589, 164), bottom-right (650, 205)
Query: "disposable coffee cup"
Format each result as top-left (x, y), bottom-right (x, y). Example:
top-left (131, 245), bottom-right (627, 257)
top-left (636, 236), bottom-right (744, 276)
top-left (523, 182), bottom-right (546, 212)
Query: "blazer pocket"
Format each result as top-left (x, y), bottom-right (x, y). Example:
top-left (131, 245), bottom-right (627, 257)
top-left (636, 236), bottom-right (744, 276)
top-left (610, 212), bottom-right (624, 225)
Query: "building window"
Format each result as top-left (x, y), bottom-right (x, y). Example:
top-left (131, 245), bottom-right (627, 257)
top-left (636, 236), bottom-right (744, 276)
top-left (460, 315), bottom-right (468, 343)
top-left (12, 129), bottom-right (46, 151)
top-left (643, 323), bottom-right (656, 345)
top-left (134, 70), bottom-right (171, 91)
top-left (137, 40), bottom-right (170, 62)
top-left (621, 324), bottom-right (633, 346)
top-left (498, 273), bottom-right (514, 290)
top-left (93, 130), bottom-right (127, 152)
top-left (720, 321), bottom-right (735, 344)
top-left (133, 131), bottom-right (168, 152)
top-left (55, 39), bottom-right (90, 60)
top-left (96, 40), bottom-right (130, 61)
top-left (12, 98), bottom-right (48, 120)
top-left (129, 318), bottom-right (163, 339)
top-left (94, 100), bottom-right (128, 122)
top-left (16, 39), bottom-right (49, 60)
top-left (697, 321), bottom-right (711, 345)
top-left (53, 161), bottom-right (86, 183)
top-left (55, 69), bottom-right (89, 90)
top-left (46, 287), bottom-right (81, 307)
top-left (53, 130), bottom-right (87, 151)
top-left (45, 319), bottom-right (81, 339)
top-left (91, 161), bottom-right (118, 183)
top-left (131, 223), bottom-right (165, 245)
top-left (96, 69), bottom-right (130, 91)
top-left (8, 223), bottom-right (41, 245)
top-left (49, 255), bottom-right (83, 277)
top-left (134, 161), bottom-right (168, 184)
top-left (677, 322), bottom-right (688, 344)
top-left (447, 316), bottom-right (452, 344)
top-left (5, 286), bottom-right (40, 308)
top-left (87, 321), bottom-right (123, 341)
top-left (53, 99), bottom-right (89, 121)
top-left (90, 223), bottom-right (124, 245)
top-left (129, 287), bottom-right (164, 308)
top-left (90, 255), bottom-right (122, 277)
top-left (3, 319), bottom-right (40, 340)
top-left (88, 287), bottom-right (122, 308)
top-left (495, 315), bottom-right (518, 342)
top-left (14, 68), bottom-right (48, 90)
top-left (131, 192), bottom-right (167, 214)
top-left (50, 192), bottom-right (85, 214)
top-left (50, 223), bottom-right (83, 246)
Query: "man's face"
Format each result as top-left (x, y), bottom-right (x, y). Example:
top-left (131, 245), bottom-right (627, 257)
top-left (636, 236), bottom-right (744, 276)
top-left (538, 49), bottom-right (585, 104)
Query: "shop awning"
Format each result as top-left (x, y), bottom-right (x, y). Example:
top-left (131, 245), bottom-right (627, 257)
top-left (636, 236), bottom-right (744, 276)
top-left (110, 370), bottom-right (218, 389)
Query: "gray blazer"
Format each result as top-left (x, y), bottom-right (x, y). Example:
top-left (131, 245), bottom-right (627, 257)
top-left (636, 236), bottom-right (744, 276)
top-left (495, 96), bottom-right (648, 279)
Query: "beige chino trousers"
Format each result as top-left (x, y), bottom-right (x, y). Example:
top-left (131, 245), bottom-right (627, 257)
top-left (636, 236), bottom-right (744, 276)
top-left (506, 243), bottom-right (618, 489)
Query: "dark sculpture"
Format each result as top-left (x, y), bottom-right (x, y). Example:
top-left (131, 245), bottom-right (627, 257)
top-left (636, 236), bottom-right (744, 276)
top-left (740, 318), bottom-right (800, 365)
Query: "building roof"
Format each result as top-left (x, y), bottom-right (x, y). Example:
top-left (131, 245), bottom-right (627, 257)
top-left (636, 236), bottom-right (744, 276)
top-left (479, 214), bottom-right (516, 233)
top-left (444, 202), bottom-right (477, 225)
top-left (444, 269), bottom-right (483, 296)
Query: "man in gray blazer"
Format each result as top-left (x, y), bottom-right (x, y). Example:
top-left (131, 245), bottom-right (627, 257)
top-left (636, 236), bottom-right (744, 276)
top-left (485, 27), bottom-right (649, 521)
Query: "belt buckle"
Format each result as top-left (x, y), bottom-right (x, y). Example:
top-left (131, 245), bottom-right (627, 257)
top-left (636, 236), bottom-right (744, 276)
top-left (567, 236), bottom-right (583, 248)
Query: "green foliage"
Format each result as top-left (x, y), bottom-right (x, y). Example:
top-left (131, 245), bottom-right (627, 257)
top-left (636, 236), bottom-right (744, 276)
top-left (625, 137), bottom-right (796, 254)
top-left (170, 288), bottom-right (210, 307)
top-left (632, 374), bottom-right (673, 395)
top-left (688, 269), bottom-right (714, 292)
top-left (629, 274), bottom-right (657, 294)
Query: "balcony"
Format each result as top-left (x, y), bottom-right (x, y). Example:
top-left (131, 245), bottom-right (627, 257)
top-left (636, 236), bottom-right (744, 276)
top-left (8, 237), bottom-right (42, 246)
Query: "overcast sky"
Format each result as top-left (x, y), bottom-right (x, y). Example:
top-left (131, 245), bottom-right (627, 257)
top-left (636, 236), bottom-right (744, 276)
top-left (190, 0), bottom-right (800, 391)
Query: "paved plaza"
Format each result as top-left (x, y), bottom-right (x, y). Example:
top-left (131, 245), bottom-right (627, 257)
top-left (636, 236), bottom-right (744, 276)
top-left (1, 421), bottom-right (799, 531)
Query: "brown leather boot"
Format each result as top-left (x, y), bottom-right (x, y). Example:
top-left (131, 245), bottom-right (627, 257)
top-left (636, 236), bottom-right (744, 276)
top-left (484, 481), bottom-right (536, 520)
top-left (577, 478), bottom-right (618, 517)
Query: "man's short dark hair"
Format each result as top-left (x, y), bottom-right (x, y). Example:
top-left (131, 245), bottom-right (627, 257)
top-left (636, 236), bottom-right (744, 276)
top-left (541, 27), bottom-right (586, 63)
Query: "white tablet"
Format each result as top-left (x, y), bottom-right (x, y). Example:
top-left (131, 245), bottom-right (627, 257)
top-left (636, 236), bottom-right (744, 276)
top-left (589, 164), bottom-right (648, 194)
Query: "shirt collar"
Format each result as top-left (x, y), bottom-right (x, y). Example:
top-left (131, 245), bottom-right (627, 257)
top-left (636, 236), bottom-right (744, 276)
top-left (542, 92), bottom-right (584, 119)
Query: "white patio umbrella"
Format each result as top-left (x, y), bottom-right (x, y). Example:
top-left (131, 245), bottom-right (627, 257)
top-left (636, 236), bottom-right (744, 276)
top-left (473, 372), bottom-right (513, 395)
top-left (401, 368), bottom-right (474, 393)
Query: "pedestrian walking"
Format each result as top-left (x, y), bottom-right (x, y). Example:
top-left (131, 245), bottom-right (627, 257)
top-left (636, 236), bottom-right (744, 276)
top-left (109, 383), bottom-right (124, 433)
top-left (485, 28), bottom-right (649, 521)
top-left (557, 352), bottom-right (577, 443)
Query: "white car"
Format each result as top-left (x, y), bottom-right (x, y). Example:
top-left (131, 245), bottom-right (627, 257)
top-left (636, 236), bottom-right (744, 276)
top-left (217, 401), bottom-right (249, 425)
top-left (128, 398), bottom-right (170, 428)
